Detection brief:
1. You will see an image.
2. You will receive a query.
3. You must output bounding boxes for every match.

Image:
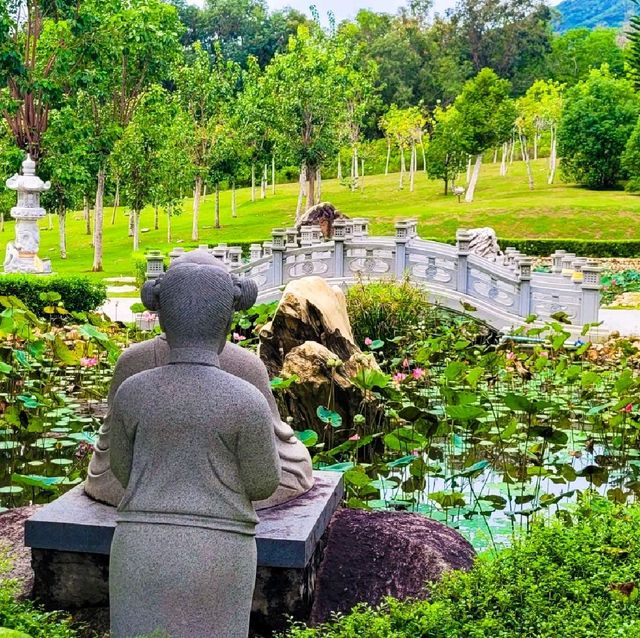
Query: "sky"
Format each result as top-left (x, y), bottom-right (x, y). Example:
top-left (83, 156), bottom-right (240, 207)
top-left (189, 0), bottom-right (562, 24)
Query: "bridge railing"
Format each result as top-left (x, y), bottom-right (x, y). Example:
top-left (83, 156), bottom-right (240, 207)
top-left (147, 218), bottom-right (603, 331)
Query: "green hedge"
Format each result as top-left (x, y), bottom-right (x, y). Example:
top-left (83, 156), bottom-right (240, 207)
top-left (283, 499), bottom-right (640, 638)
top-left (426, 237), bottom-right (640, 258)
top-left (0, 275), bottom-right (107, 315)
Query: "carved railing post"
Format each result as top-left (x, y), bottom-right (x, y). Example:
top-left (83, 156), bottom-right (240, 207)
top-left (286, 227), bottom-right (298, 249)
top-left (561, 253), bottom-right (576, 280)
top-left (250, 243), bottom-right (263, 262)
top-left (551, 250), bottom-right (566, 275)
top-left (333, 220), bottom-right (346, 278)
top-left (228, 247), bottom-right (242, 267)
top-left (168, 247), bottom-right (185, 264)
top-left (145, 250), bottom-right (164, 281)
top-left (517, 257), bottom-right (533, 317)
top-left (271, 228), bottom-right (287, 286)
top-left (456, 229), bottom-right (472, 294)
top-left (581, 262), bottom-right (603, 325)
top-left (395, 221), bottom-right (410, 279)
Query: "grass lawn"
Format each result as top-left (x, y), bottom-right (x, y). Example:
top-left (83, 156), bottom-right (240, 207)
top-left (2, 158), bottom-right (640, 282)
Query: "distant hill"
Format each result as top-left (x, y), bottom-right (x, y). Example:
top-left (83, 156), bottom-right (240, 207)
top-left (555, 0), bottom-right (634, 32)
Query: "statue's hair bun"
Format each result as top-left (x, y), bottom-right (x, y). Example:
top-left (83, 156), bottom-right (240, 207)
top-left (232, 276), bottom-right (258, 311)
top-left (141, 278), bottom-right (162, 311)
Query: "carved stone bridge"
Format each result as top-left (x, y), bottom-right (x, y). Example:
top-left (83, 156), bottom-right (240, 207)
top-left (151, 218), bottom-right (602, 335)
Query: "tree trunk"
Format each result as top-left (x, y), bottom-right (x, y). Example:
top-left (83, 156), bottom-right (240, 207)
top-left (232, 180), bottom-right (237, 218)
top-left (128, 211), bottom-right (134, 237)
top-left (316, 169), bottom-right (322, 202)
top-left (534, 133), bottom-right (539, 161)
top-left (409, 143), bottom-right (416, 193)
top-left (354, 146), bottom-right (359, 179)
top-left (251, 164), bottom-right (256, 202)
top-left (421, 141), bottom-right (427, 172)
top-left (167, 211), bottom-right (172, 244)
top-left (519, 134), bottom-right (535, 191)
top-left (132, 210), bottom-right (140, 252)
top-left (0, 212), bottom-right (4, 233)
top-left (92, 168), bottom-right (105, 272)
top-left (548, 128), bottom-right (558, 185)
top-left (202, 183), bottom-right (207, 204)
top-left (296, 164), bottom-right (306, 219)
top-left (192, 174), bottom-right (202, 242)
top-left (385, 139), bottom-right (391, 175)
top-left (399, 150), bottom-right (406, 189)
top-left (337, 152), bottom-right (342, 180)
top-left (493, 148), bottom-right (498, 164)
top-left (272, 155), bottom-right (276, 195)
top-left (59, 209), bottom-right (67, 259)
top-left (509, 140), bottom-right (516, 164)
top-left (111, 180), bottom-right (120, 225)
top-left (465, 154), bottom-right (483, 203)
top-left (361, 159), bottom-right (365, 190)
top-left (444, 178), bottom-right (449, 196)
top-left (84, 197), bottom-right (91, 236)
top-left (154, 202), bottom-right (159, 231)
top-left (261, 164), bottom-right (267, 199)
top-left (306, 167), bottom-right (316, 210)
top-left (214, 183), bottom-right (221, 229)
top-left (466, 157), bottom-right (472, 184)
top-left (500, 142), bottom-right (508, 176)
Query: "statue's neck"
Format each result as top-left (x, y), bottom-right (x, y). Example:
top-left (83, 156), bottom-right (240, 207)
top-left (166, 346), bottom-right (220, 367)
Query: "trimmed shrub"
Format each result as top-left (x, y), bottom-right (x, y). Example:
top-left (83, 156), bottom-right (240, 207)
top-left (0, 275), bottom-right (106, 315)
top-left (283, 499), bottom-right (640, 638)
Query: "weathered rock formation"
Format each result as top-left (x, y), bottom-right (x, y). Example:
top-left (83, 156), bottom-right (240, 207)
top-left (259, 277), bottom-right (380, 435)
top-left (468, 227), bottom-right (503, 262)
top-left (311, 509), bottom-right (476, 624)
top-left (296, 202), bottom-right (348, 239)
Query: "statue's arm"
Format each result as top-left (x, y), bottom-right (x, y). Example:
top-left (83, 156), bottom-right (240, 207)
top-left (110, 386), bottom-right (137, 489)
top-left (237, 399), bottom-right (281, 502)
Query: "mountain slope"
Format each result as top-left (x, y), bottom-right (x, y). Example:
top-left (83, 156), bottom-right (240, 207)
top-left (555, 0), bottom-right (634, 32)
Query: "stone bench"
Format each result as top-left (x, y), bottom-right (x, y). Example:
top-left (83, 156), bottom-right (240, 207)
top-left (25, 471), bottom-right (343, 635)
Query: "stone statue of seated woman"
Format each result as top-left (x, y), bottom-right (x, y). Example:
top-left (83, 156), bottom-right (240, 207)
top-left (109, 262), bottom-right (281, 637)
top-left (85, 250), bottom-right (314, 510)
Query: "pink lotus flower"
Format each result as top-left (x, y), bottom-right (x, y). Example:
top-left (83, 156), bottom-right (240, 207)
top-left (364, 337), bottom-right (373, 346)
top-left (506, 351), bottom-right (516, 361)
top-left (141, 311), bottom-right (157, 322)
top-left (402, 358), bottom-right (410, 369)
top-left (349, 434), bottom-right (361, 441)
top-left (624, 403), bottom-right (633, 413)
top-left (539, 351), bottom-right (549, 359)
top-left (233, 332), bottom-right (247, 342)
top-left (412, 368), bottom-right (425, 380)
top-left (80, 357), bottom-right (98, 368)
top-left (392, 372), bottom-right (407, 384)
top-left (412, 448), bottom-right (421, 457)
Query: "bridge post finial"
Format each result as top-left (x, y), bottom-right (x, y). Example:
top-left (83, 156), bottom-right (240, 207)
top-left (551, 250), bottom-right (566, 275)
top-left (333, 220), bottom-right (346, 279)
top-left (456, 229), bottom-right (472, 294)
top-left (395, 221), bottom-right (411, 279)
top-left (271, 228), bottom-right (287, 286)
top-left (580, 261), bottom-right (603, 325)
top-left (517, 257), bottom-right (533, 317)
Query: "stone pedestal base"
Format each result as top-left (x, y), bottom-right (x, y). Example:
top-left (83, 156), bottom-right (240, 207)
top-left (25, 472), bottom-right (342, 634)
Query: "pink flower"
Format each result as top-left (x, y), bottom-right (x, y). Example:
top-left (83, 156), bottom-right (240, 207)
top-left (412, 368), bottom-right (425, 380)
top-left (402, 358), bottom-right (410, 369)
top-left (539, 351), bottom-right (549, 359)
top-left (364, 337), bottom-right (373, 346)
top-left (506, 351), bottom-right (516, 361)
top-left (392, 372), bottom-right (407, 384)
top-left (80, 357), bottom-right (98, 368)
top-left (233, 332), bottom-right (247, 342)
top-left (349, 434), bottom-right (361, 441)
top-left (412, 448), bottom-right (421, 457)
top-left (141, 311), bottom-right (157, 322)
top-left (624, 403), bottom-right (633, 413)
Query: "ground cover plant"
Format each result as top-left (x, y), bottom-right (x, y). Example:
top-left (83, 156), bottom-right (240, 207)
top-left (4, 161), bottom-right (640, 282)
top-left (282, 498), bottom-right (640, 638)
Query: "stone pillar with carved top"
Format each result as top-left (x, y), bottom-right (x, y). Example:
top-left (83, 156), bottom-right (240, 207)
top-left (517, 257), bottom-right (533, 317)
top-left (4, 155), bottom-right (52, 274)
top-left (333, 220), bottom-right (346, 278)
top-left (456, 229), bottom-right (472, 294)
top-left (395, 221), bottom-right (410, 279)
top-left (271, 229), bottom-right (287, 286)
top-left (581, 262), bottom-right (602, 325)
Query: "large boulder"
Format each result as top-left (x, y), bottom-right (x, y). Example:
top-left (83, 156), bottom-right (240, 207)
top-left (296, 202), bottom-right (348, 239)
top-left (259, 277), bottom-right (381, 434)
top-left (311, 509), bottom-right (476, 624)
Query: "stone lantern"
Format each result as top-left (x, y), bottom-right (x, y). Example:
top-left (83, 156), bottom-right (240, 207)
top-left (3, 155), bottom-right (52, 274)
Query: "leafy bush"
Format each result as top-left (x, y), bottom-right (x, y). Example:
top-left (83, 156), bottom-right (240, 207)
top-left (0, 552), bottom-right (77, 637)
top-left (346, 280), bottom-right (432, 348)
top-left (0, 275), bottom-right (106, 315)
top-left (283, 499), bottom-right (640, 638)
top-left (601, 269), bottom-right (640, 305)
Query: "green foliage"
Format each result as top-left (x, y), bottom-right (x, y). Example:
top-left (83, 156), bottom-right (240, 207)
top-left (601, 269), bottom-right (640, 304)
top-left (622, 116), bottom-right (640, 192)
top-left (282, 500), bottom-right (640, 638)
top-left (346, 280), bottom-right (431, 349)
top-left (0, 276), bottom-right (106, 316)
top-left (558, 67), bottom-right (639, 189)
top-left (556, 0), bottom-right (633, 32)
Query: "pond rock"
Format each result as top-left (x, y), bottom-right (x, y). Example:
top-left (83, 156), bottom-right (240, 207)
top-left (259, 277), bottom-right (380, 432)
top-left (311, 509), bottom-right (476, 624)
top-left (296, 202), bottom-right (347, 239)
